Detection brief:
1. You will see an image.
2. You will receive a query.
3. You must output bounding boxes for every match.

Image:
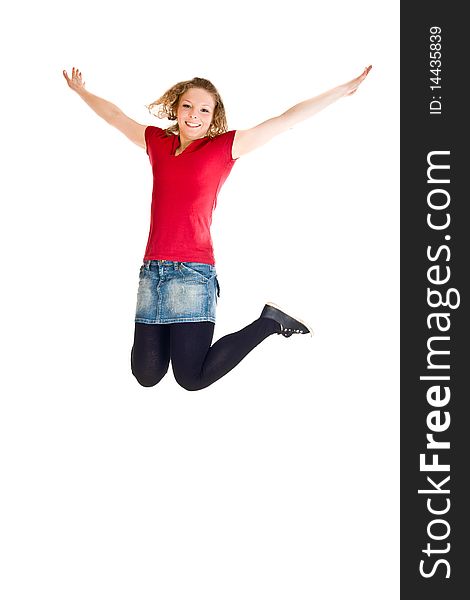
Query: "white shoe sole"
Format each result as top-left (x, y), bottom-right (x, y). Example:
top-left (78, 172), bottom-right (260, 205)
top-left (265, 301), bottom-right (314, 337)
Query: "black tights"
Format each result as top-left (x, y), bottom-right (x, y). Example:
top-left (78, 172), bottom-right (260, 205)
top-left (131, 317), bottom-right (280, 391)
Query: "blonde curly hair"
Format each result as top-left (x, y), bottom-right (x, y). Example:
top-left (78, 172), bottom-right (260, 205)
top-left (145, 77), bottom-right (228, 138)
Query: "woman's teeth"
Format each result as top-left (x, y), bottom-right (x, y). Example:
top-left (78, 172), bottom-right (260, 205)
top-left (185, 122), bottom-right (201, 128)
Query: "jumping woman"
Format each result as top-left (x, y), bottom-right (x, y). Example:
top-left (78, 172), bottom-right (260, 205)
top-left (63, 65), bottom-right (372, 391)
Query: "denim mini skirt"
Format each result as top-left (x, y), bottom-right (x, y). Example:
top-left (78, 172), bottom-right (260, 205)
top-left (134, 260), bottom-right (220, 324)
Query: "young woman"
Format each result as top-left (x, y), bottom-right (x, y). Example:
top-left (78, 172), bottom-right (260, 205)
top-left (63, 65), bottom-right (372, 391)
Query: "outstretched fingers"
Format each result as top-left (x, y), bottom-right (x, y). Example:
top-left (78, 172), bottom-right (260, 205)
top-left (62, 66), bottom-right (86, 90)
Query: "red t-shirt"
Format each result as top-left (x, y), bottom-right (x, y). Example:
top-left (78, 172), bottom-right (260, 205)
top-left (143, 126), bottom-right (238, 265)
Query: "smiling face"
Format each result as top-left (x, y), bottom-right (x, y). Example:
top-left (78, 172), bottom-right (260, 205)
top-left (176, 87), bottom-right (216, 142)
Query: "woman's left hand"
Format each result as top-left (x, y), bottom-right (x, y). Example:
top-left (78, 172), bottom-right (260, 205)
top-left (343, 65), bottom-right (372, 96)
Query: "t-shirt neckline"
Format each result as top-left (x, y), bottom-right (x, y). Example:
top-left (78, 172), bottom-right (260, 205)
top-left (172, 134), bottom-right (208, 157)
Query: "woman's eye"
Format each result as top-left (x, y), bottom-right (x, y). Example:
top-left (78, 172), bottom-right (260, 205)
top-left (181, 103), bottom-right (210, 113)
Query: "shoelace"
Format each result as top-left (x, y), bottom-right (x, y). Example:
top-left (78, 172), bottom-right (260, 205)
top-left (280, 326), bottom-right (304, 335)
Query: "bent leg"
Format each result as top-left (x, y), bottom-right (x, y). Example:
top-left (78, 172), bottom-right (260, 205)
top-left (131, 323), bottom-right (171, 387)
top-left (170, 318), bottom-right (279, 391)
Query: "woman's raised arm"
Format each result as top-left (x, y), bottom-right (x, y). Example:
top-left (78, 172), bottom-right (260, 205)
top-left (63, 67), bottom-right (147, 149)
top-left (232, 65), bottom-right (372, 159)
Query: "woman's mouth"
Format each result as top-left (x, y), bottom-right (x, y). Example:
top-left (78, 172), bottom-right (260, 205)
top-left (185, 121), bottom-right (201, 128)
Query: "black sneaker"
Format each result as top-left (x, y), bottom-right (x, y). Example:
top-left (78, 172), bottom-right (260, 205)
top-left (260, 302), bottom-right (313, 337)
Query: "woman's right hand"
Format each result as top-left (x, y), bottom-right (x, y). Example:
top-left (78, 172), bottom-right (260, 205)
top-left (62, 67), bottom-right (86, 93)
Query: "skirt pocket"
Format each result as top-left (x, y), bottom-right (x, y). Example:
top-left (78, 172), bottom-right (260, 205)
top-left (180, 262), bottom-right (215, 283)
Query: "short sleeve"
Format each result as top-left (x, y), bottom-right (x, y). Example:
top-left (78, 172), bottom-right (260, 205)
top-left (144, 125), bottom-right (165, 158)
top-left (227, 130), bottom-right (238, 162)
top-left (211, 130), bottom-right (238, 163)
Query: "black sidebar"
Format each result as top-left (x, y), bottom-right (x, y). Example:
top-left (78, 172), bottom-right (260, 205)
top-left (401, 4), bottom-right (468, 599)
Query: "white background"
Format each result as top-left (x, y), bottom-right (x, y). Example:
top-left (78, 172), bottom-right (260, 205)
top-left (0, 1), bottom-right (399, 598)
